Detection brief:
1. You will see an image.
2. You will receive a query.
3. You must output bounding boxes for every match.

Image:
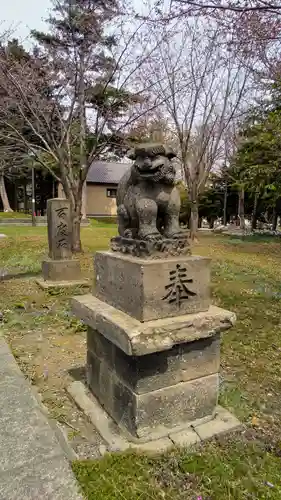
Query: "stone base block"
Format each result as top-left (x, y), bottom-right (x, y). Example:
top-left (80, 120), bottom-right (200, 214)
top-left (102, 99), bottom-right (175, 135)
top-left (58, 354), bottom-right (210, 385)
top-left (193, 405), bottom-right (242, 440)
top-left (86, 323), bottom-right (220, 439)
top-left (95, 251), bottom-right (211, 321)
top-left (36, 278), bottom-right (89, 290)
top-left (71, 295), bottom-right (236, 356)
top-left (71, 295), bottom-right (236, 440)
top-left (86, 326), bottom-right (220, 440)
top-left (42, 259), bottom-right (83, 282)
top-left (67, 381), bottom-right (242, 453)
top-left (87, 327), bottom-right (220, 395)
top-left (111, 234), bottom-right (190, 258)
top-left (87, 352), bottom-right (218, 439)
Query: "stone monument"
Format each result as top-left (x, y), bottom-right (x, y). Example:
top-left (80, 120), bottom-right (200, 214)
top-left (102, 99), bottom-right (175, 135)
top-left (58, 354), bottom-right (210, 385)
top-left (71, 144), bottom-right (239, 450)
top-left (36, 198), bottom-right (88, 289)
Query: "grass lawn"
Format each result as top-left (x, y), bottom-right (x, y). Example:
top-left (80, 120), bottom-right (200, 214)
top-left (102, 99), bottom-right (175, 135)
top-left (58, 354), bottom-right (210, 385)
top-left (1, 227), bottom-right (281, 499)
top-left (0, 211), bottom-right (31, 219)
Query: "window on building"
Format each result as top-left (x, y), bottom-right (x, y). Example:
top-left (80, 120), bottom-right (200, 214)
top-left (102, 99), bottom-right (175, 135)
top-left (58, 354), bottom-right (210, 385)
top-left (107, 188), bottom-right (117, 198)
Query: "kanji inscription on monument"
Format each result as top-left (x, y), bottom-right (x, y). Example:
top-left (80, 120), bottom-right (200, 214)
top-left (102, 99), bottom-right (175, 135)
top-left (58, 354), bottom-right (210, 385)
top-left (162, 263), bottom-right (197, 309)
top-left (47, 198), bottom-right (72, 260)
top-left (55, 208), bottom-right (69, 249)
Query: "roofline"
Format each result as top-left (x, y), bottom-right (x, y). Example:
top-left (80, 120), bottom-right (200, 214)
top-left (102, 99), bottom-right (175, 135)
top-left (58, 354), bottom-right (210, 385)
top-left (86, 181), bottom-right (118, 185)
top-left (89, 161), bottom-right (132, 166)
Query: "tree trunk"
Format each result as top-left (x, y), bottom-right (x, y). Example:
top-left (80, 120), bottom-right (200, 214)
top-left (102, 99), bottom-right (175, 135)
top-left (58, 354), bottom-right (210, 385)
top-left (78, 51), bottom-right (88, 225)
top-left (208, 217), bottom-right (215, 229)
top-left (81, 182), bottom-right (87, 220)
top-left (23, 183), bottom-right (27, 212)
top-left (251, 190), bottom-right (259, 231)
top-left (223, 183), bottom-right (227, 226)
top-left (190, 200), bottom-right (199, 240)
top-left (272, 203), bottom-right (278, 231)
top-left (189, 180), bottom-right (199, 240)
top-left (60, 170), bottom-right (83, 253)
top-left (70, 201), bottom-right (82, 253)
top-left (0, 173), bottom-right (13, 212)
top-left (238, 186), bottom-right (245, 230)
top-left (14, 180), bottom-right (18, 211)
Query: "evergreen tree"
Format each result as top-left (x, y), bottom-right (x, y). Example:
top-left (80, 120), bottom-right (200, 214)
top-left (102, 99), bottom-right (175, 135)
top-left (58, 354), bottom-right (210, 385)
top-left (0, 1), bottom-right (159, 246)
top-left (229, 88), bottom-right (281, 228)
top-left (30, 0), bottom-right (140, 250)
top-left (0, 39), bottom-right (56, 211)
top-left (0, 1), bottom-right (140, 250)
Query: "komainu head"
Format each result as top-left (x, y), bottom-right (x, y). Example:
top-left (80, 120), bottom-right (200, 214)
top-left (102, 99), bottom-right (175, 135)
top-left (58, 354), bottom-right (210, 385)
top-left (127, 143), bottom-right (177, 185)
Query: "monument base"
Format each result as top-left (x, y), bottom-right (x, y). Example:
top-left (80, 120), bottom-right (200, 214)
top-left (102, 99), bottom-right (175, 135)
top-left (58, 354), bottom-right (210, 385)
top-left (67, 381), bottom-right (241, 453)
top-left (71, 295), bottom-right (236, 440)
top-left (111, 234), bottom-right (190, 258)
top-left (36, 278), bottom-right (89, 290)
top-left (36, 259), bottom-right (89, 289)
top-left (42, 258), bottom-right (83, 282)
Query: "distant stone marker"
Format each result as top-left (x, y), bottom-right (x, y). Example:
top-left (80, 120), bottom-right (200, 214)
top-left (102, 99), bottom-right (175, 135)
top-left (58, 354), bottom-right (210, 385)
top-left (36, 198), bottom-right (88, 290)
top-left (47, 199), bottom-right (72, 260)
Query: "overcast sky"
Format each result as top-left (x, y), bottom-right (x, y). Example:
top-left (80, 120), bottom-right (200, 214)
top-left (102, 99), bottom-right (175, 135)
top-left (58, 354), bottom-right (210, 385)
top-left (2, 0), bottom-right (51, 46)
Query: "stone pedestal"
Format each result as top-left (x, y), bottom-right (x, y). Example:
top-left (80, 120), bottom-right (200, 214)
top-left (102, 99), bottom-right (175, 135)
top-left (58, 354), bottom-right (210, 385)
top-left (71, 251), bottom-right (237, 444)
top-left (86, 327), bottom-right (219, 439)
top-left (36, 199), bottom-right (88, 289)
top-left (95, 252), bottom-right (211, 322)
top-left (42, 259), bottom-right (83, 282)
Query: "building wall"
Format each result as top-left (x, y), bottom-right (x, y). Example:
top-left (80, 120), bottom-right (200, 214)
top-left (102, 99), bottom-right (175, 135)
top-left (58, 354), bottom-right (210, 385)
top-left (86, 184), bottom-right (117, 216)
top-left (57, 183), bottom-right (117, 216)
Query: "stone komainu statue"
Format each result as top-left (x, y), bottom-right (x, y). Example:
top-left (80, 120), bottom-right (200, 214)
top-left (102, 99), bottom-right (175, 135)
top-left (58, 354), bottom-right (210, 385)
top-left (115, 143), bottom-right (186, 246)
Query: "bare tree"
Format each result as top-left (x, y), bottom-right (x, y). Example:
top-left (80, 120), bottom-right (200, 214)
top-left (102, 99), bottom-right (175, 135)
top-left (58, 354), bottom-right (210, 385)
top-left (170, 0), bottom-right (281, 15)
top-left (0, 137), bottom-right (31, 213)
top-left (0, 112), bottom-right (27, 213)
top-left (0, 0), bottom-right (170, 251)
top-left (0, 169), bottom-right (12, 212)
top-left (221, 123), bottom-right (246, 228)
top-left (236, 12), bottom-right (281, 84)
top-left (151, 0), bottom-right (281, 84)
top-left (143, 18), bottom-right (252, 238)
